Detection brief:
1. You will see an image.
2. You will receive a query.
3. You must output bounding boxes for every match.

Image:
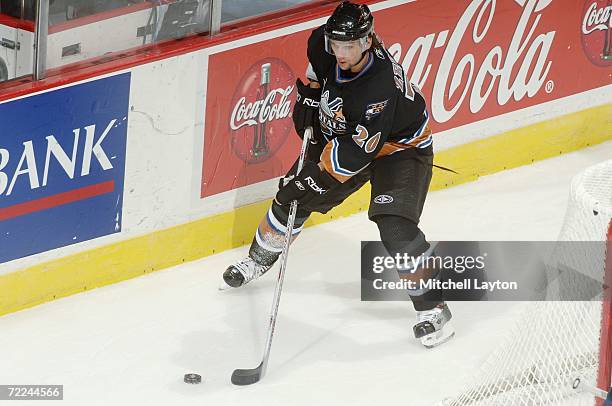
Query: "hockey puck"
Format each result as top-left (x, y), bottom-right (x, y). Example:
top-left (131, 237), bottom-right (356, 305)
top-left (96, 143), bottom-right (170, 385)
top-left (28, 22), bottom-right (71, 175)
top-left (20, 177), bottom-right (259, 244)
top-left (184, 373), bottom-right (202, 384)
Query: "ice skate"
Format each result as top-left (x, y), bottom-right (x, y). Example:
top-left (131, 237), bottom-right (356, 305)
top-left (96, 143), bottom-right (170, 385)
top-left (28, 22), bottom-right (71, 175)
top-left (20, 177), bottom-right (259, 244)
top-left (413, 303), bottom-right (455, 348)
top-left (220, 256), bottom-right (273, 290)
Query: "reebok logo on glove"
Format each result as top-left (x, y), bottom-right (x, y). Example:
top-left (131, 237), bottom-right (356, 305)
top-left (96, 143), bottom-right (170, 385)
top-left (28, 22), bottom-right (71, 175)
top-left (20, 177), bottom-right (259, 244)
top-left (293, 78), bottom-right (322, 140)
top-left (275, 160), bottom-right (338, 206)
top-left (297, 93), bottom-right (320, 107)
top-left (304, 98), bottom-right (320, 108)
top-left (305, 176), bottom-right (327, 194)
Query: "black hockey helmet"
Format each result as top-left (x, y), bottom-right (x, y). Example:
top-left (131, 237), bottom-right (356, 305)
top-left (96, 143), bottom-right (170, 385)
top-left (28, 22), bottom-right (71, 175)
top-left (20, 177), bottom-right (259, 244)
top-left (324, 1), bottom-right (374, 42)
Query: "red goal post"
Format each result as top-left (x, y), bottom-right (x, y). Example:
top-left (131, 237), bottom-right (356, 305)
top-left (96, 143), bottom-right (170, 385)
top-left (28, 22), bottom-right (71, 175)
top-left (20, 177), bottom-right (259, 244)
top-left (596, 221), bottom-right (612, 406)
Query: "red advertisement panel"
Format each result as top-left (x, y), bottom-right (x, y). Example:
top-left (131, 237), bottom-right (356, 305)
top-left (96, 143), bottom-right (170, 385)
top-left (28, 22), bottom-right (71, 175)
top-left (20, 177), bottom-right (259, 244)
top-left (201, 31), bottom-right (310, 198)
top-left (202, 0), bottom-right (611, 198)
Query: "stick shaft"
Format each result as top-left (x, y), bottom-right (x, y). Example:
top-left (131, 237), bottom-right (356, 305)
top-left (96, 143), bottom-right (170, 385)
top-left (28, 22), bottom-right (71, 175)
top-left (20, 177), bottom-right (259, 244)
top-left (260, 127), bottom-right (312, 379)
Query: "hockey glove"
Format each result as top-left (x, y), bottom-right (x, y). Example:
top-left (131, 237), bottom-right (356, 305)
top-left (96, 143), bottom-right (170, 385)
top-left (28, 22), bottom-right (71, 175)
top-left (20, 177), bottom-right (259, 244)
top-left (275, 161), bottom-right (339, 206)
top-left (292, 79), bottom-right (321, 139)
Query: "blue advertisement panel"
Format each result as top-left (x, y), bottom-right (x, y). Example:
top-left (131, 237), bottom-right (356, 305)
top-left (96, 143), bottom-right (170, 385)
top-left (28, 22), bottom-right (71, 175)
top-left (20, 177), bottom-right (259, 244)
top-left (0, 73), bottom-right (131, 263)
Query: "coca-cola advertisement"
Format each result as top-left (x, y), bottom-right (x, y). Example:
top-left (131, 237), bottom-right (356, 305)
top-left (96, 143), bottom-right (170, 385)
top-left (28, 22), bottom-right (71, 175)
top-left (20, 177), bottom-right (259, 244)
top-left (201, 0), bottom-right (611, 199)
top-left (201, 30), bottom-right (311, 198)
top-left (229, 58), bottom-right (295, 164)
top-left (376, 0), bottom-right (611, 130)
top-left (580, 0), bottom-right (612, 66)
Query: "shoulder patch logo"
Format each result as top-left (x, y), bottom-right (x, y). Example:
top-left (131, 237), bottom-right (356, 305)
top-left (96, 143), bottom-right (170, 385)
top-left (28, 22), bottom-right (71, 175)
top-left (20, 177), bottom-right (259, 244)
top-left (374, 47), bottom-right (386, 60)
top-left (374, 194), bottom-right (394, 204)
top-left (365, 100), bottom-right (388, 121)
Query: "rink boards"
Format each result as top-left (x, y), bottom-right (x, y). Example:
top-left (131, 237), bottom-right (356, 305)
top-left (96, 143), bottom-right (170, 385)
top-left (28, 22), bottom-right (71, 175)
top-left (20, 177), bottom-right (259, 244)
top-left (0, 0), bottom-right (610, 316)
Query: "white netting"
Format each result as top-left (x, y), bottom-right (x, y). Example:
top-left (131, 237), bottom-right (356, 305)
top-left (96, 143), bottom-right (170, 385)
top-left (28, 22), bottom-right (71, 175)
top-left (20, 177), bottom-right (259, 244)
top-left (440, 160), bottom-right (612, 406)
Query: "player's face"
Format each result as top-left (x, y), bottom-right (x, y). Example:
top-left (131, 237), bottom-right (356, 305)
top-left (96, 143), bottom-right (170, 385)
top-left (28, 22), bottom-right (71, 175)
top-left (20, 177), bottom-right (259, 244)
top-left (329, 38), bottom-right (369, 70)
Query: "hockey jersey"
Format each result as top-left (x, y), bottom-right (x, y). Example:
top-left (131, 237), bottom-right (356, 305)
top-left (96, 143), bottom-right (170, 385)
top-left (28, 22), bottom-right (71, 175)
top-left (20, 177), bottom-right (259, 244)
top-left (306, 26), bottom-right (432, 183)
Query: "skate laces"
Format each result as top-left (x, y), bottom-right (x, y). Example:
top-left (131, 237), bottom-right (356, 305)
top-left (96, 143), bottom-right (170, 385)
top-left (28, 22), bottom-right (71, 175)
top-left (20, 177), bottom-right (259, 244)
top-left (234, 257), bottom-right (269, 283)
top-left (417, 305), bottom-right (443, 323)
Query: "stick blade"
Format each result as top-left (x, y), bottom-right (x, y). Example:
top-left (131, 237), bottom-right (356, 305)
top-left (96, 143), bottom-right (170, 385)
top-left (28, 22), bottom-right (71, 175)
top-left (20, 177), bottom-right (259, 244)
top-left (231, 361), bottom-right (264, 386)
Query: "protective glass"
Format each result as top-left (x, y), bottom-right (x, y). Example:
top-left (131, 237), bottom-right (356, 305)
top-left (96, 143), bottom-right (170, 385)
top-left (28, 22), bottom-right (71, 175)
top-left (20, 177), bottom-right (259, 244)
top-left (324, 36), bottom-right (369, 57)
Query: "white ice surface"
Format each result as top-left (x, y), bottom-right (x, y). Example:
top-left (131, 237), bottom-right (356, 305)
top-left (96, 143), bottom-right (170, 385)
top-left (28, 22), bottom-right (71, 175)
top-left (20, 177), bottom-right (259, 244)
top-left (1, 141), bottom-right (611, 406)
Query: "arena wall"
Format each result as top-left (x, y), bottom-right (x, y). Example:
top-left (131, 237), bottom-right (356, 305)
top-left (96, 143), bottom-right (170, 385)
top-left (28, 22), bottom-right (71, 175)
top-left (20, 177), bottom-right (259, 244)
top-left (0, 0), bottom-right (610, 316)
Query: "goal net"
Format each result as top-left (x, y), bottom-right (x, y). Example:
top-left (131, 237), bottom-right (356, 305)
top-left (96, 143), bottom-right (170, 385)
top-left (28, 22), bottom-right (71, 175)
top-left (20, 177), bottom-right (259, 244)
top-left (440, 160), bottom-right (612, 406)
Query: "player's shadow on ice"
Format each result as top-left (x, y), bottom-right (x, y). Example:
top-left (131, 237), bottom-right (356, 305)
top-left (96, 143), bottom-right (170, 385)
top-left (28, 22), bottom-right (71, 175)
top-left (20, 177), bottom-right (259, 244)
top-left (171, 213), bottom-right (422, 391)
top-left (171, 279), bottom-right (426, 394)
top-left (172, 315), bottom-right (425, 391)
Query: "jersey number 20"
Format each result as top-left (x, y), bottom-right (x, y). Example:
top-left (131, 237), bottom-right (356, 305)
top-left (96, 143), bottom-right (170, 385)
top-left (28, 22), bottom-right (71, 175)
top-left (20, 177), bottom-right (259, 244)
top-left (352, 125), bottom-right (381, 154)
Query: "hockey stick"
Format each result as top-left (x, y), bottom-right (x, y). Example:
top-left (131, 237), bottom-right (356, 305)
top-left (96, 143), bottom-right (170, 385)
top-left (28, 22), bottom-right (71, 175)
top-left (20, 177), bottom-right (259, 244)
top-left (231, 127), bottom-right (312, 386)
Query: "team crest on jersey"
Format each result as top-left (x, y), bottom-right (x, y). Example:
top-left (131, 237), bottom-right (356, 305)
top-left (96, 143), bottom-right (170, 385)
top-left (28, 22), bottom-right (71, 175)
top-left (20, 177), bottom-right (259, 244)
top-left (364, 100), bottom-right (388, 121)
top-left (319, 90), bottom-right (347, 139)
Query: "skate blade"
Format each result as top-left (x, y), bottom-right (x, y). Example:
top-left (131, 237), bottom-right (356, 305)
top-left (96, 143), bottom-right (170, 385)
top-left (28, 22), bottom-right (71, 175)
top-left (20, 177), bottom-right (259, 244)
top-left (218, 281), bottom-right (234, 291)
top-left (421, 323), bottom-right (455, 349)
top-left (422, 331), bottom-right (455, 348)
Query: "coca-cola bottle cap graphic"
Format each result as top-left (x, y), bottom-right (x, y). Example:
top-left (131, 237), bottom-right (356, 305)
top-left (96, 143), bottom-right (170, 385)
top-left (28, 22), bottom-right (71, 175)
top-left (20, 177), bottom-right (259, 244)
top-left (580, 0), bottom-right (612, 67)
top-left (229, 58), bottom-right (296, 164)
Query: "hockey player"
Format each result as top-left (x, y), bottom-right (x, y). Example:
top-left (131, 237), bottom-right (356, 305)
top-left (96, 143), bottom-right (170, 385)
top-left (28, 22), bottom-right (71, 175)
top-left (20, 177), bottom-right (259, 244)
top-left (222, 1), bottom-right (454, 348)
